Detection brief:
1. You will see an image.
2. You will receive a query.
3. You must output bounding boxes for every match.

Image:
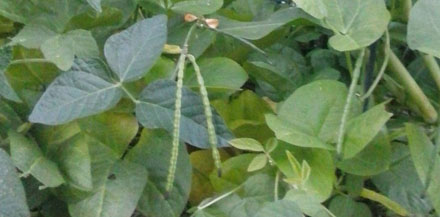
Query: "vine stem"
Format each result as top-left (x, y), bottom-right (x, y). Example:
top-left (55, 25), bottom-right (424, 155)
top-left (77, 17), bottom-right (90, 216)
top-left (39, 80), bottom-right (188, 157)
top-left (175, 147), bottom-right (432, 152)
top-left (274, 170), bottom-right (280, 201)
top-left (187, 54), bottom-right (222, 176)
top-left (361, 31), bottom-right (390, 101)
top-left (10, 58), bottom-right (52, 65)
top-left (345, 51), bottom-right (354, 76)
top-left (165, 23), bottom-right (198, 194)
top-left (387, 50), bottom-right (438, 123)
top-left (336, 49), bottom-right (366, 159)
top-left (197, 185), bottom-right (242, 210)
top-left (422, 54), bottom-right (440, 91)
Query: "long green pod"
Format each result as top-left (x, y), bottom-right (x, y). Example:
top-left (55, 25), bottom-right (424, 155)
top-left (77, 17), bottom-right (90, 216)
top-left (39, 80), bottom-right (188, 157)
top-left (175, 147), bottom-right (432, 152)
top-left (187, 54), bottom-right (222, 176)
top-left (387, 50), bottom-right (438, 123)
top-left (165, 24), bottom-right (198, 195)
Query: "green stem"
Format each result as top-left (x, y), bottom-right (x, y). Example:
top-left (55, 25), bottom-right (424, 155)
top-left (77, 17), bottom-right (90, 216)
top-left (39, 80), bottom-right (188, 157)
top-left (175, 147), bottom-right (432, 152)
top-left (197, 185), bottom-right (242, 210)
top-left (345, 51), bottom-right (354, 76)
top-left (336, 49), bottom-right (366, 159)
top-left (119, 84), bottom-right (139, 104)
top-left (187, 54), bottom-right (222, 176)
top-left (422, 54), bottom-right (440, 91)
top-left (10, 58), bottom-right (52, 65)
top-left (387, 50), bottom-right (438, 123)
top-left (362, 31), bottom-right (390, 101)
top-left (402, 0), bottom-right (412, 23)
top-left (165, 23), bottom-right (198, 194)
top-left (274, 170), bottom-right (280, 201)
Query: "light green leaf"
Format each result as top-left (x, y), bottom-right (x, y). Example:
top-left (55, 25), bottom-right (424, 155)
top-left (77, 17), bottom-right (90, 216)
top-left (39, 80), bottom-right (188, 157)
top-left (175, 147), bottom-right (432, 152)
top-left (171, 0), bottom-right (223, 16)
top-left (104, 15), bottom-right (167, 82)
top-left (406, 123), bottom-right (440, 214)
top-left (57, 135), bottom-right (92, 191)
top-left (87, 0), bottom-right (102, 13)
top-left (41, 30), bottom-right (99, 71)
top-left (293, 0), bottom-right (327, 19)
top-left (125, 129), bottom-right (191, 217)
top-left (10, 24), bottom-right (56, 49)
top-left (266, 80), bottom-right (360, 150)
top-left (342, 102), bottom-right (392, 159)
top-left (192, 208), bottom-right (228, 217)
top-left (322, 0), bottom-right (390, 51)
top-left (184, 57), bottom-right (248, 98)
top-left (0, 47), bottom-right (21, 102)
top-left (29, 70), bottom-right (123, 125)
top-left (247, 154), bottom-right (267, 172)
top-left (284, 189), bottom-right (331, 217)
top-left (229, 138), bottom-right (264, 152)
top-left (0, 148), bottom-right (30, 217)
top-left (408, 0), bottom-right (440, 58)
top-left (210, 154), bottom-right (255, 192)
top-left (78, 112), bottom-right (138, 157)
top-left (135, 79), bottom-right (233, 149)
top-left (8, 131), bottom-right (65, 188)
top-left (216, 8), bottom-right (310, 40)
top-left (68, 160), bottom-right (148, 217)
top-left (337, 130), bottom-right (391, 176)
top-left (329, 195), bottom-right (372, 217)
top-left (254, 200), bottom-right (304, 217)
top-left (271, 141), bottom-right (335, 202)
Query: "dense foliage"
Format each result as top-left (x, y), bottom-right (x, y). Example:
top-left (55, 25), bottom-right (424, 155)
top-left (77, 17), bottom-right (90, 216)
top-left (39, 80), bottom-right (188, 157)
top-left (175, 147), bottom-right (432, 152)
top-left (1, 0), bottom-right (440, 216)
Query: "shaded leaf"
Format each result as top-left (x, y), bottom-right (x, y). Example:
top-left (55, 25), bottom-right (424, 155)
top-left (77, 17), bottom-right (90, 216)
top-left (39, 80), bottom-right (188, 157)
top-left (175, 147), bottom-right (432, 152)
top-left (172, 0), bottom-right (223, 16)
top-left (254, 200), bottom-right (304, 217)
top-left (0, 47), bottom-right (21, 102)
top-left (125, 129), bottom-right (191, 217)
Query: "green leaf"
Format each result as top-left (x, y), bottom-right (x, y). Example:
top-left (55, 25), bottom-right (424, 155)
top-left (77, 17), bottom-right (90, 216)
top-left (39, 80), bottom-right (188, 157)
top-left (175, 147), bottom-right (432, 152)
top-left (57, 135), bottom-right (93, 191)
top-left (125, 129), bottom-right (191, 217)
top-left (229, 138), bottom-right (264, 152)
top-left (184, 57), bottom-right (248, 98)
top-left (216, 8), bottom-right (310, 40)
top-left (292, 0), bottom-right (327, 19)
top-left (10, 24), bottom-right (57, 49)
top-left (254, 200), bottom-right (304, 217)
top-left (271, 141), bottom-right (335, 201)
top-left (135, 79), bottom-right (233, 149)
top-left (68, 160), bottom-right (148, 217)
top-left (407, 0), bottom-right (440, 58)
top-left (171, 0), bottom-right (223, 16)
top-left (322, 0), bottom-right (390, 51)
top-left (29, 70), bottom-right (123, 125)
top-left (284, 189), bottom-right (331, 217)
top-left (78, 111), bottom-right (138, 157)
top-left (329, 195), bottom-right (372, 217)
top-left (0, 99), bottom-right (22, 137)
top-left (104, 15), bottom-right (167, 82)
top-left (342, 102), bottom-right (392, 159)
top-left (406, 123), bottom-right (440, 214)
top-left (337, 130), bottom-right (391, 176)
top-left (87, 0), bottom-right (102, 13)
top-left (0, 46), bottom-right (21, 102)
top-left (247, 154), bottom-right (267, 172)
top-left (8, 131), bottom-right (65, 188)
top-left (192, 208), bottom-right (228, 217)
top-left (0, 148), bottom-right (30, 217)
top-left (41, 30), bottom-right (99, 71)
top-left (266, 80), bottom-right (360, 150)
top-left (210, 154), bottom-right (255, 192)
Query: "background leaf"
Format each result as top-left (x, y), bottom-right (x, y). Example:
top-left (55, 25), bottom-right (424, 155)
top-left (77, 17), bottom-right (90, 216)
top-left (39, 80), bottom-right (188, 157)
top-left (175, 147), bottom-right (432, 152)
top-left (0, 148), bottom-right (30, 217)
top-left (0, 47), bottom-right (21, 102)
top-left (171, 0), bottom-right (223, 16)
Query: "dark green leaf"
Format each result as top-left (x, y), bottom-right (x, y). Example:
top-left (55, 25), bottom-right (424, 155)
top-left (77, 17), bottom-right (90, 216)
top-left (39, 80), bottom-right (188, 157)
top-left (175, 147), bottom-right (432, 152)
top-left (135, 79), bottom-right (233, 149)
top-left (254, 200), bottom-right (304, 217)
top-left (104, 15), bottom-right (167, 82)
top-left (125, 129), bottom-right (191, 217)
top-left (0, 47), bottom-right (21, 102)
top-left (171, 0), bottom-right (223, 16)
top-left (0, 148), bottom-right (30, 217)
top-left (29, 70), bottom-right (123, 125)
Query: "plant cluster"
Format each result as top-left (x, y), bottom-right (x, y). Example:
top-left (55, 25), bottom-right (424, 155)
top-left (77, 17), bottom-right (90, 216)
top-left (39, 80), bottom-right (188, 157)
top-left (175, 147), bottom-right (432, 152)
top-left (1, 0), bottom-right (440, 217)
